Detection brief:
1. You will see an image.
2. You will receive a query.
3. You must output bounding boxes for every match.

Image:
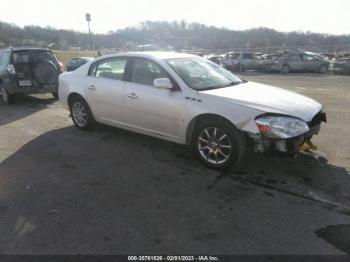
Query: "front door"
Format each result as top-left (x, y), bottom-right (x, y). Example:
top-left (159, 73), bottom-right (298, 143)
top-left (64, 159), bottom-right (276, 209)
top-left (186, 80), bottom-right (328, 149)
top-left (124, 58), bottom-right (182, 140)
top-left (288, 54), bottom-right (303, 71)
top-left (301, 54), bottom-right (321, 71)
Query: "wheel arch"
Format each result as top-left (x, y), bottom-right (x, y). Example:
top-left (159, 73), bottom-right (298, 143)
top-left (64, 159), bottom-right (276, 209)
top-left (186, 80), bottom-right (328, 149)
top-left (68, 92), bottom-right (88, 106)
top-left (67, 92), bottom-right (98, 124)
top-left (186, 113), bottom-right (238, 145)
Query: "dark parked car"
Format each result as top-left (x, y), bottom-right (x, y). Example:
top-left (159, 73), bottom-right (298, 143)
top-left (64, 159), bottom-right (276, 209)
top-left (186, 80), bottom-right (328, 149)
top-left (66, 57), bottom-right (94, 72)
top-left (0, 47), bottom-right (63, 104)
top-left (270, 51), bottom-right (330, 74)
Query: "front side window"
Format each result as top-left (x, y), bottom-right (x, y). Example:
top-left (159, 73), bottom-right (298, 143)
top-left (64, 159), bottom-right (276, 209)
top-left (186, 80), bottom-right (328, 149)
top-left (242, 53), bottom-right (253, 59)
top-left (131, 58), bottom-right (168, 86)
top-left (167, 57), bottom-right (242, 91)
top-left (290, 55), bottom-right (301, 61)
top-left (228, 53), bottom-right (239, 59)
top-left (302, 55), bottom-right (316, 61)
top-left (94, 58), bottom-right (127, 80)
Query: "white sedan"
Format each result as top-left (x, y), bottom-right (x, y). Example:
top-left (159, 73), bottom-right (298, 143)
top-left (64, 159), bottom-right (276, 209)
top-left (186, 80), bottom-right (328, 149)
top-left (59, 52), bottom-right (326, 169)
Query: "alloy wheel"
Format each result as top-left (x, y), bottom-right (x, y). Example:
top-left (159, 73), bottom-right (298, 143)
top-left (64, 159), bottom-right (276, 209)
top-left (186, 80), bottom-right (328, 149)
top-left (197, 127), bottom-right (232, 165)
top-left (72, 101), bottom-right (88, 127)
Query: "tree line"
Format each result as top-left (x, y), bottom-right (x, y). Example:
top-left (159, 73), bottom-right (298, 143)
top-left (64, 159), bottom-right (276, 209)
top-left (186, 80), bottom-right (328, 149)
top-left (1, 20), bottom-right (349, 52)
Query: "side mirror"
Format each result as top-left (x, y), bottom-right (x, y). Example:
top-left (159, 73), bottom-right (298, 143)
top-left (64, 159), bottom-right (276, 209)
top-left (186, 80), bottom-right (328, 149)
top-left (153, 78), bottom-right (173, 90)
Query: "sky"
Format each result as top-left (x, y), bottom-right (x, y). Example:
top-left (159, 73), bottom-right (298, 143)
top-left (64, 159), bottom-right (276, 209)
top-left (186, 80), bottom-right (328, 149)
top-left (1, 0), bottom-right (349, 35)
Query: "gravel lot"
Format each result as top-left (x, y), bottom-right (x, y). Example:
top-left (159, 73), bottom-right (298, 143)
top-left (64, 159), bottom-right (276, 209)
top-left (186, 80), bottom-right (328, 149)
top-left (0, 74), bottom-right (350, 255)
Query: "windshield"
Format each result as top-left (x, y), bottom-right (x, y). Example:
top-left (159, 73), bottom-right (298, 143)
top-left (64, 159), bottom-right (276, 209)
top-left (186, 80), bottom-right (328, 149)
top-left (167, 57), bottom-right (242, 91)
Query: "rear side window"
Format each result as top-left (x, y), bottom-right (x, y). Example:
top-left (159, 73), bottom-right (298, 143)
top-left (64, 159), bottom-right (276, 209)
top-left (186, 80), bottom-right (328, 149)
top-left (0, 52), bottom-right (10, 67)
top-left (302, 54), bottom-right (316, 61)
top-left (92, 58), bottom-right (127, 81)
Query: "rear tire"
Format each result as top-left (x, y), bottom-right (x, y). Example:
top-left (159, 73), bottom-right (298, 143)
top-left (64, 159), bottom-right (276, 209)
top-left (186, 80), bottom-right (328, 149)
top-left (1, 86), bottom-right (15, 104)
top-left (192, 118), bottom-right (247, 170)
top-left (69, 96), bottom-right (96, 130)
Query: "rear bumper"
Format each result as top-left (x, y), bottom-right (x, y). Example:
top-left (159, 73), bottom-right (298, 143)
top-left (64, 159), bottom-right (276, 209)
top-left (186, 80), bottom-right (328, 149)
top-left (3, 78), bottom-right (58, 95)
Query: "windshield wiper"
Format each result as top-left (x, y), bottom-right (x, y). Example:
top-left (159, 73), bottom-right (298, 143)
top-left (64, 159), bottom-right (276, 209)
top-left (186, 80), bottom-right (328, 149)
top-left (220, 81), bottom-right (243, 88)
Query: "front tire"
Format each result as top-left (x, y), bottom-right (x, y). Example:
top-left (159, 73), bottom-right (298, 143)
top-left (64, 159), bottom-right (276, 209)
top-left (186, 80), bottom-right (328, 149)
top-left (1, 86), bottom-right (15, 104)
top-left (282, 65), bottom-right (290, 74)
top-left (319, 65), bottom-right (328, 74)
top-left (192, 118), bottom-right (247, 170)
top-left (69, 96), bottom-right (96, 130)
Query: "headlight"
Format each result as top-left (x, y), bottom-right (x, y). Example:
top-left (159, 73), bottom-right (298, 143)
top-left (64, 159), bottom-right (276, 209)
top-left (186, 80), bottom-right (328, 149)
top-left (255, 115), bottom-right (309, 139)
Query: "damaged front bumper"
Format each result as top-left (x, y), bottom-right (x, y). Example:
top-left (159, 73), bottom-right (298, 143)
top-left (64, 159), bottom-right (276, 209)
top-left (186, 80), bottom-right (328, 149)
top-left (250, 123), bottom-right (321, 153)
top-left (248, 109), bottom-right (327, 154)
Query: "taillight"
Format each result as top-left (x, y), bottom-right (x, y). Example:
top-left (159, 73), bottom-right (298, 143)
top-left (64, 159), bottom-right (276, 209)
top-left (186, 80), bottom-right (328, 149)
top-left (7, 64), bottom-right (16, 75)
top-left (58, 62), bottom-right (64, 72)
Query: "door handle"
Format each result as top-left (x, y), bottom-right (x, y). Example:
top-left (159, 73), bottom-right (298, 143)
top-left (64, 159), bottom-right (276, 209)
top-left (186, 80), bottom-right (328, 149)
top-left (127, 93), bottom-right (138, 99)
top-left (88, 85), bottom-right (96, 91)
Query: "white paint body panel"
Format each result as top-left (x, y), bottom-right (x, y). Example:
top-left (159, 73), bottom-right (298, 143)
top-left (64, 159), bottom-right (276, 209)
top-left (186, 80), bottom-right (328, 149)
top-left (59, 52), bottom-right (323, 145)
top-left (201, 81), bottom-right (322, 122)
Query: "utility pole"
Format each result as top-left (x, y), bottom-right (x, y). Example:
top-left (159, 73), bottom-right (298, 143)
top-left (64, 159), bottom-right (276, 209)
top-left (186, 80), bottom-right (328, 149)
top-left (86, 13), bottom-right (93, 50)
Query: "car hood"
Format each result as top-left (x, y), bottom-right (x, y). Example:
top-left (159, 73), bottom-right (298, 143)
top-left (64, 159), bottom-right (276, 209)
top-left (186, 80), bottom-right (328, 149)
top-left (200, 81), bottom-right (322, 122)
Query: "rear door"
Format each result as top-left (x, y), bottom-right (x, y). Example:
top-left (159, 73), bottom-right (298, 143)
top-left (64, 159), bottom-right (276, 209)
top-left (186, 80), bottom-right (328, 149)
top-left (85, 57), bottom-right (128, 124)
top-left (124, 58), bottom-right (182, 139)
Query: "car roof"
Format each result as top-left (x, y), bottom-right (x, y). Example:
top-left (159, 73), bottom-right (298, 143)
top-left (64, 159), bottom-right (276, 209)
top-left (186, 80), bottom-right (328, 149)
top-left (0, 47), bottom-right (52, 52)
top-left (101, 51), bottom-right (198, 60)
